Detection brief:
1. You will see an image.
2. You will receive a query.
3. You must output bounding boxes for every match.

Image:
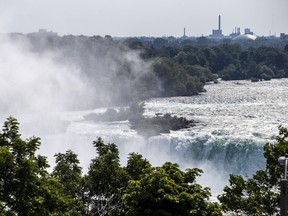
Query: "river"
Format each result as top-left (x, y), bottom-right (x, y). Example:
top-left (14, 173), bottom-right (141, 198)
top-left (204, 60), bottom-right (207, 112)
top-left (24, 79), bottom-right (288, 194)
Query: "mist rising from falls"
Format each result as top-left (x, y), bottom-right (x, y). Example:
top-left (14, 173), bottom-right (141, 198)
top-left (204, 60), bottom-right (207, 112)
top-left (0, 33), bottom-right (158, 133)
top-left (0, 33), bottom-right (158, 172)
top-left (0, 35), bottom-right (92, 115)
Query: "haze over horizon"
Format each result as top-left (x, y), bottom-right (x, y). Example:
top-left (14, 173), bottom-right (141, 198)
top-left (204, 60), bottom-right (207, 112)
top-left (0, 0), bottom-right (287, 37)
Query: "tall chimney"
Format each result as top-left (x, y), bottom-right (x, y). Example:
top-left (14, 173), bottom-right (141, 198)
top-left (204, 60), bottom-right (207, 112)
top-left (218, 15), bottom-right (221, 30)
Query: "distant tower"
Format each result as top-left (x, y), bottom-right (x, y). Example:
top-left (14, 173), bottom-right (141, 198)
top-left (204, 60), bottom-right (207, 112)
top-left (182, 28), bottom-right (188, 38)
top-left (211, 15), bottom-right (223, 38)
top-left (237, 27), bottom-right (240, 34)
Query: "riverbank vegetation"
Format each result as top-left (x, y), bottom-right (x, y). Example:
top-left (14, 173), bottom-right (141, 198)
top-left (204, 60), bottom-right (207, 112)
top-left (130, 40), bottom-right (288, 81)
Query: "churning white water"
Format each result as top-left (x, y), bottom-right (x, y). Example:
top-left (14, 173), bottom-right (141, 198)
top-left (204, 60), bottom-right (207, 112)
top-left (33, 79), bottom-right (288, 194)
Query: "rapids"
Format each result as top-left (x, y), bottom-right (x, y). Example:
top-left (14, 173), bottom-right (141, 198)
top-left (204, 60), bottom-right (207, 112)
top-left (24, 79), bottom-right (288, 194)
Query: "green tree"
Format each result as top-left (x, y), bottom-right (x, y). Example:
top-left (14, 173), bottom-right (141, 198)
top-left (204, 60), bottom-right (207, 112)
top-left (219, 64), bottom-right (242, 80)
top-left (125, 152), bottom-right (152, 180)
top-left (257, 64), bottom-right (273, 80)
top-left (123, 162), bottom-right (221, 216)
top-left (53, 150), bottom-right (82, 197)
top-left (174, 51), bottom-right (187, 64)
top-left (218, 126), bottom-right (288, 215)
top-left (185, 65), bottom-right (216, 82)
top-left (285, 44), bottom-right (288, 53)
top-left (52, 150), bottom-right (84, 215)
top-left (0, 117), bottom-right (76, 215)
top-left (153, 57), bottom-right (205, 96)
top-left (218, 171), bottom-right (278, 215)
top-left (0, 117), bottom-right (49, 215)
top-left (85, 138), bottom-right (129, 215)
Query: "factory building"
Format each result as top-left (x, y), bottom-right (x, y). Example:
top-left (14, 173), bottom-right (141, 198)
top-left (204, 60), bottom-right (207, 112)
top-left (209, 16), bottom-right (257, 40)
top-left (229, 27), bottom-right (241, 38)
top-left (210, 15), bottom-right (223, 38)
top-left (244, 28), bottom-right (253, 35)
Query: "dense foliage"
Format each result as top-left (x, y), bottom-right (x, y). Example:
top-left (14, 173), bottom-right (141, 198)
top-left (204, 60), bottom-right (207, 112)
top-left (0, 117), bottom-right (83, 215)
top-left (0, 117), bottom-right (221, 215)
top-left (123, 162), bottom-right (221, 216)
top-left (132, 42), bottom-right (288, 81)
top-left (218, 126), bottom-right (288, 215)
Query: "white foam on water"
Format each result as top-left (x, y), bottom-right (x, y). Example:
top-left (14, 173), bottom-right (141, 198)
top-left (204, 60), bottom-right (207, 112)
top-left (21, 79), bottom-right (288, 194)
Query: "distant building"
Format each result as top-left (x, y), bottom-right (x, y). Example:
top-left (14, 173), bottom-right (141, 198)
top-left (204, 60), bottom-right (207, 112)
top-left (229, 27), bottom-right (241, 38)
top-left (231, 27), bottom-right (256, 41)
top-left (182, 28), bottom-right (188, 39)
top-left (244, 28), bottom-right (253, 35)
top-left (210, 15), bottom-right (224, 38)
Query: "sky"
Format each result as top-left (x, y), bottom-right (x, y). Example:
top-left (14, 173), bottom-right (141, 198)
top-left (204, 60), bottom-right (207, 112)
top-left (0, 0), bottom-right (287, 37)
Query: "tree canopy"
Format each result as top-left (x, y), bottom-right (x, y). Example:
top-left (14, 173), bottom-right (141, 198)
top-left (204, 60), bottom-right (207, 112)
top-left (123, 163), bottom-right (221, 216)
top-left (1, 116), bottom-right (287, 215)
top-left (0, 117), bottom-right (221, 215)
top-left (0, 116), bottom-right (81, 215)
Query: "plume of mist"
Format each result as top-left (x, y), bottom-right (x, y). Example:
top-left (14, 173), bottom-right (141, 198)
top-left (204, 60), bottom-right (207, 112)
top-left (0, 33), bottom-right (230, 195)
top-left (0, 34), bottom-right (94, 115)
top-left (17, 34), bottom-right (160, 107)
top-left (0, 32), bottom-right (161, 170)
top-left (0, 33), bottom-right (160, 124)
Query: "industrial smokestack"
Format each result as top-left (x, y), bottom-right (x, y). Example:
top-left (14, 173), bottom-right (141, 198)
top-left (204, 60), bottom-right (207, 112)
top-left (218, 15), bottom-right (221, 30)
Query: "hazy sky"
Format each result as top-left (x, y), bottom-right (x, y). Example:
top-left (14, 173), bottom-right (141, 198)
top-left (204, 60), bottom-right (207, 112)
top-left (0, 0), bottom-right (287, 37)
